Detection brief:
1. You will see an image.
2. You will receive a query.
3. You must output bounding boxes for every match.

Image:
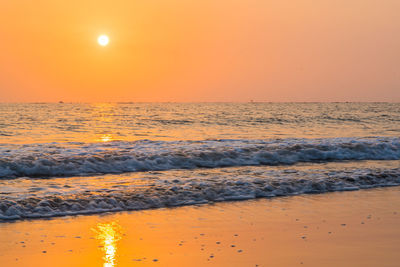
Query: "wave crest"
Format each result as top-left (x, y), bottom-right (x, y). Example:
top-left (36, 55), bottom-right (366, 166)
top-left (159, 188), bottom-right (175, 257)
top-left (1, 167), bottom-right (399, 220)
top-left (1, 137), bottom-right (400, 178)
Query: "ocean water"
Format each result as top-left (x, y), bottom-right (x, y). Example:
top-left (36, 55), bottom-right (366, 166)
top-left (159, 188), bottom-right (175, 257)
top-left (1, 102), bottom-right (400, 220)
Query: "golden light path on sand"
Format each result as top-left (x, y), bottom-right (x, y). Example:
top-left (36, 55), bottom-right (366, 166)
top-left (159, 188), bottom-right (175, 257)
top-left (93, 222), bottom-right (122, 267)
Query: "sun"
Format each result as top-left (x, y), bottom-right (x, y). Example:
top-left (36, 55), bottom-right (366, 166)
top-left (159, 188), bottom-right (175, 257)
top-left (98, 35), bottom-right (109, 46)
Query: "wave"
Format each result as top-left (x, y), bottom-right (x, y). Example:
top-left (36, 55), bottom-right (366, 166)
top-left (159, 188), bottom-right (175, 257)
top-left (1, 166), bottom-right (399, 220)
top-left (1, 137), bottom-right (400, 178)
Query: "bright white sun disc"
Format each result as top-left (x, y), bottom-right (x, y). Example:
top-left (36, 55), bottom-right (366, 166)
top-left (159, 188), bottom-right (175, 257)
top-left (98, 35), bottom-right (109, 46)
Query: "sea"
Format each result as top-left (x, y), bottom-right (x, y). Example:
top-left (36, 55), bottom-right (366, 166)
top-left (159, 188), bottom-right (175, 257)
top-left (0, 102), bottom-right (400, 220)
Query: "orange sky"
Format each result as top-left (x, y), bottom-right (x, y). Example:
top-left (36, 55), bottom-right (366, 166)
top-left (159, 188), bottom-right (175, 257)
top-left (0, 0), bottom-right (399, 102)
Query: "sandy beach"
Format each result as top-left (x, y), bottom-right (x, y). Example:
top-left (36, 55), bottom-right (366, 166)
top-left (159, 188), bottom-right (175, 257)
top-left (2, 0), bottom-right (400, 265)
top-left (1, 186), bottom-right (399, 267)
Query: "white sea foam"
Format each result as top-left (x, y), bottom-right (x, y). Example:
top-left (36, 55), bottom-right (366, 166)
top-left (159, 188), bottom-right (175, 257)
top-left (0, 137), bottom-right (399, 178)
top-left (1, 163), bottom-right (400, 220)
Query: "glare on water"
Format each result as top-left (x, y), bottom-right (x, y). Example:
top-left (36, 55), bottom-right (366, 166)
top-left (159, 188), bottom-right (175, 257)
top-left (0, 103), bottom-right (399, 144)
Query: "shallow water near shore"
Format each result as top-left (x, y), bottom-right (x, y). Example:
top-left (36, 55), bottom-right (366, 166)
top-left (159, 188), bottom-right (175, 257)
top-left (1, 160), bottom-right (400, 220)
top-left (1, 103), bottom-right (400, 220)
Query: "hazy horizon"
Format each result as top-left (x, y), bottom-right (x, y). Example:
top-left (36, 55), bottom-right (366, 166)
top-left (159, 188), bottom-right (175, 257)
top-left (1, 101), bottom-right (400, 104)
top-left (1, 0), bottom-right (400, 102)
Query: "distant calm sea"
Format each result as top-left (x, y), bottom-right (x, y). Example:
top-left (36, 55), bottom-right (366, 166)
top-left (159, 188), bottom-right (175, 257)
top-left (1, 103), bottom-right (400, 220)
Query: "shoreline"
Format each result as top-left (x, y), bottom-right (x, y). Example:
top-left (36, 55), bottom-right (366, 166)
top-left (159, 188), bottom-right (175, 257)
top-left (2, 159), bottom-right (400, 221)
top-left (1, 187), bottom-right (400, 266)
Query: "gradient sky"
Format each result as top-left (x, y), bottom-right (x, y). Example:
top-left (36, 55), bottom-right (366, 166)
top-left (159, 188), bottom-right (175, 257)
top-left (0, 0), bottom-right (399, 102)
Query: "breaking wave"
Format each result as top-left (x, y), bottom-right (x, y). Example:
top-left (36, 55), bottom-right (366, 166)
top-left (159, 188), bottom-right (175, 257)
top-left (1, 166), bottom-right (399, 220)
top-left (1, 137), bottom-right (400, 178)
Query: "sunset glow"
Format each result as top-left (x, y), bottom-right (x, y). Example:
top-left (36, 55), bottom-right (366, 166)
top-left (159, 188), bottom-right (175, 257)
top-left (0, 0), bottom-right (399, 102)
top-left (98, 35), bottom-right (109, 46)
top-left (1, 1), bottom-right (400, 267)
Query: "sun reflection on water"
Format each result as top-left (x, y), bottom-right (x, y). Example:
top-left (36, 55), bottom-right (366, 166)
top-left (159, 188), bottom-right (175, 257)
top-left (91, 103), bottom-right (117, 143)
top-left (93, 222), bottom-right (122, 267)
top-left (99, 134), bottom-right (114, 142)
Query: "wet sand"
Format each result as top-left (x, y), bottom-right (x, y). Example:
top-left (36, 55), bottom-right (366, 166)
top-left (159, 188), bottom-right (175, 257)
top-left (1, 187), bottom-right (400, 267)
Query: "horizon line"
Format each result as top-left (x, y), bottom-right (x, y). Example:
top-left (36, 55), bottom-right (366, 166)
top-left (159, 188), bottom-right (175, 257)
top-left (0, 101), bottom-right (399, 104)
